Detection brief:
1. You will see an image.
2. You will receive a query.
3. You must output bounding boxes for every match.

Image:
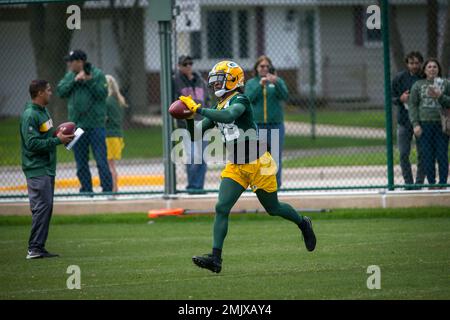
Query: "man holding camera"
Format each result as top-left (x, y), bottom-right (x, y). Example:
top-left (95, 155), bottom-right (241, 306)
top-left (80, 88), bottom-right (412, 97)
top-left (57, 50), bottom-right (113, 194)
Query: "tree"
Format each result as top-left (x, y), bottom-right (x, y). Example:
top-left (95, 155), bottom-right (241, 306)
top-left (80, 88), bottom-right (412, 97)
top-left (440, 5), bottom-right (450, 77)
top-left (427, 0), bottom-right (438, 58)
top-left (28, 2), bottom-right (84, 124)
top-left (389, 1), bottom-right (450, 76)
top-left (388, 5), bottom-right (405, 72)
top-left (110, 0), bottom-right (147, 123)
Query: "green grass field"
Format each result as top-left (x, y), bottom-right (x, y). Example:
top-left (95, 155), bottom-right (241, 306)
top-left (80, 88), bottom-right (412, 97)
top-left (0, 118), bottom-right (163, 166)
top-left (285, 110), bottom-right (386, 128)
top-left (1, 208), bottom-right (449, 299)
top-left (283, 148), bottom-right (450, 168)
top-left (0, 117), bottom-right (385, 167)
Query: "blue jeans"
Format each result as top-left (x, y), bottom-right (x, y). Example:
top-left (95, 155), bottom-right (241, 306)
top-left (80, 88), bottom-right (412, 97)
top-left (397, 123), bottom-right (425, 185)
top-left (257, 123), bottom-right (285, 188)
top-left (73, 128), bottom-right (113, 192)
top-left (185, 139), bottom-right (207, 190)
top-left (418, 122), bottom-right (449, 185)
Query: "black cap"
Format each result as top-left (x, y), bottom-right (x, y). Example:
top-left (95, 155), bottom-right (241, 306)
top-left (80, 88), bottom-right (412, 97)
top-left (64, 50), bottom-right (87, 62)
top-left (178, 55), bottom-right (193, 65)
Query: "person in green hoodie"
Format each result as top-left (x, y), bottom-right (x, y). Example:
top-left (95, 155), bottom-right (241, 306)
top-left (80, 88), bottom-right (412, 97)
top-left (245, 56), bottom-right (289, 187)
top-left (409, 58), bottom-right (450, 188)
top-left (57, 50), bottom-right (113, 194)
top-left (20, 80), bottom-right (74, 259)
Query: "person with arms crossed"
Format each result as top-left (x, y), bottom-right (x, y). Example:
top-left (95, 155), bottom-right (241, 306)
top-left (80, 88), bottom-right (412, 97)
top-left (392, 51), bottom-right (425, 189)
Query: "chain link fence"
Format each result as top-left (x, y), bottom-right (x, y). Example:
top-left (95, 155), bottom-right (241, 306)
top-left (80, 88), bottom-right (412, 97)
top-left (0, 0), bottom-right (449, 199)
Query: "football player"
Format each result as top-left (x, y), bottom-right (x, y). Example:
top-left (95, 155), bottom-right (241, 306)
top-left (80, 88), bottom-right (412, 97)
top-left (179, 61), bottom-right (316, 273)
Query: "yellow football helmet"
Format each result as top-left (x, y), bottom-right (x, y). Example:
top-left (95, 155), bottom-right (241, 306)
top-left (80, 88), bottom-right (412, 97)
top-left (207, 61), bottom-right (245, 97)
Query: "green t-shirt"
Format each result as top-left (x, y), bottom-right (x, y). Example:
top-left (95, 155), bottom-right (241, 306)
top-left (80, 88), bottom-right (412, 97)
top-left (105, 95), bottom-right (124, 137)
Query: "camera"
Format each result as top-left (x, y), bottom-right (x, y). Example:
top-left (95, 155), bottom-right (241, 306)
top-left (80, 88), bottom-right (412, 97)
top-left (83, 62), bottom-right (92, 76)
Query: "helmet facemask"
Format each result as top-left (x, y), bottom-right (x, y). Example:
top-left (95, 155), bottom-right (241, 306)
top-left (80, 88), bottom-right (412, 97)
top-left (208, 72), bottom-right (237, 98)
top-left (208, 61), bottom-right (244, 98)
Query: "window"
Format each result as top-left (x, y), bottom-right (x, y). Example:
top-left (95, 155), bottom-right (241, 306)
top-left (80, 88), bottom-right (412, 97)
top-left (204, 9), bottom-right (252, 60)
top-left (207, 11), bottom-right (232, 58)
top-left (190, 31), bottom-right (202, 59)
top-left (366, 26), bottom-right (382, 43)
top-left (354, 6), bottom-right (382, 47)
top-left (237, 10), bottom-right (249, 58)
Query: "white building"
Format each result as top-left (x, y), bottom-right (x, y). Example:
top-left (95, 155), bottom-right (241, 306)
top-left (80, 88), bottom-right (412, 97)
top-left (0, 0), bottom-right (446, 116)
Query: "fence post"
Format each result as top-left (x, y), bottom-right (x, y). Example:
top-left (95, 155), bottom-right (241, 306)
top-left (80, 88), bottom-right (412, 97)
top-left (159, 20), bottom-right (177, 196)
top-left (149, 0), bottom-right (176, 196)
top-left (381, 0), bottom-right (395, 190)
top-left (307, 10), bottom-right (316, 140)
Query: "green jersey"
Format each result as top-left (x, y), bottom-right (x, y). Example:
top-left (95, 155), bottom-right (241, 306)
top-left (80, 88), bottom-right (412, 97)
top-left (188, 92), bottom-right (264, 163)
top-left (211, 93), bottom-right (258, 144)
top-left (20, 102), bottom-right (62, 179)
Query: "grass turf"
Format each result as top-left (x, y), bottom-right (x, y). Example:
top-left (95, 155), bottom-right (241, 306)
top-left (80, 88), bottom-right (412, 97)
top-left (0, 208), bottom-right (449, 299)
top-left (0, 117), bottom-right (385, 166)
top-left (0, 118), bottom-right (163, 166)
top-left (284, 110), bottom-right (386, 128)
top-left (283, 147), bottom-right (450, 168)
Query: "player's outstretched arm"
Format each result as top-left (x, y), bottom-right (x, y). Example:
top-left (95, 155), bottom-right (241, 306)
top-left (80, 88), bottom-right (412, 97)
top-left (180, 94), bottom-right (246, 124)
top-left (186, 117), bottom-right (214, 141)
top-left (198, 103), bottom-right (245, 124)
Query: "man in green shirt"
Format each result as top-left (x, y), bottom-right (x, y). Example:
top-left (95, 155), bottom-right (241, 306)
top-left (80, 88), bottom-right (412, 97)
top-left (57, 50), bottom-right (112, 194)
top-left (20, 80), bottom-right (74, 259)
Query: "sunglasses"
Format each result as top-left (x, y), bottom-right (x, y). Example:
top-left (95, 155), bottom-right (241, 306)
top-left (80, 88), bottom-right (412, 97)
top-left (182, 62), bottom-right (193, 67)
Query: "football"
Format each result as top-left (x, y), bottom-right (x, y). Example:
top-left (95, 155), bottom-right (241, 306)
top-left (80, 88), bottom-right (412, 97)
top-left (53, 122), bottom-right (76, 136)
top-left (169, 100), bottom-right (193, 119)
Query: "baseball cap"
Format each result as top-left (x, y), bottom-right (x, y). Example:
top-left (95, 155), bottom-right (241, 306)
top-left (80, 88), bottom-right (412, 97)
top-left (64, 50), bottom-right (87, 62)
top-left (178, 55), bottom-right (193, 65)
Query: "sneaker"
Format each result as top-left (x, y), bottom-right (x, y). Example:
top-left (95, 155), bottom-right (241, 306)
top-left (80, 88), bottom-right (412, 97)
top-left (26, 249), bottom-right (43, 260)
top-left (192, 253), bottom-right (222, 273)
top-left (299, 216), bottom-right (316, 252)
top-left (41, 248), bottom-right (59, 258)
